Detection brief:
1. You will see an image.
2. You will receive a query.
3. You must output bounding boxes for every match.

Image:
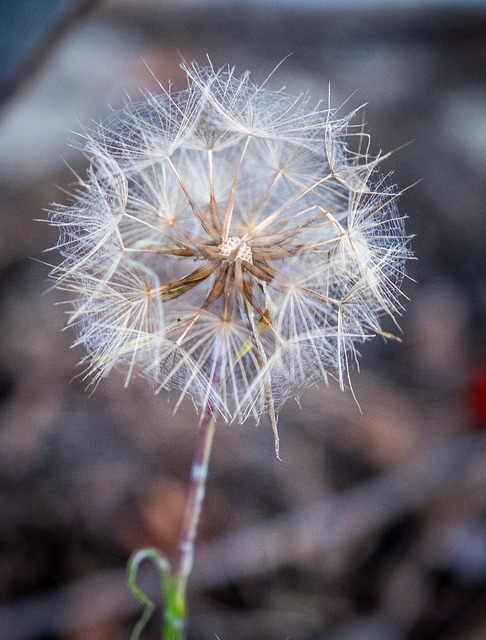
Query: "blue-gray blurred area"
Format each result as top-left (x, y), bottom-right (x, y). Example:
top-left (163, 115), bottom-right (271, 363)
top-left (0, 0), bottom-right (98, 102)
top-left (2, 2), bottom-right (486, 640)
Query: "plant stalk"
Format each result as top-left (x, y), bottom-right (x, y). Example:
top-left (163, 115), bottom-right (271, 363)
top-left (163, 404), bottom-right (217, 639)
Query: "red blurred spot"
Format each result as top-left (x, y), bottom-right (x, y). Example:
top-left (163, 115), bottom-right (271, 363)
top-left (466, 366), bottom-right (486, 429)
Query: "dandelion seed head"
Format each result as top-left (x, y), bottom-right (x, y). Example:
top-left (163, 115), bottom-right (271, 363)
top-left (49, 61), bottom-right (411, 430)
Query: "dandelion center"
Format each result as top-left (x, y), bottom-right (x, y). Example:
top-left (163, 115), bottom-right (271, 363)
top-left (218, 236), bottom-right (253, 263)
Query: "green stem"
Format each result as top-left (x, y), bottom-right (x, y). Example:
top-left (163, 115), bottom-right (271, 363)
top-left (163, 404), bottom-right (217, 640)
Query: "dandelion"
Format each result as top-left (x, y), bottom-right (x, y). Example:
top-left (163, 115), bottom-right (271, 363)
top-left (47, 61), bottom-right (410, 638)
top-left (50, 62), bottom-right (409, 434)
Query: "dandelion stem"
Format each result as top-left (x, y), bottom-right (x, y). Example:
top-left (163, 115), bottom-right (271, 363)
top-left (165, 402), bottom-right (217, 639)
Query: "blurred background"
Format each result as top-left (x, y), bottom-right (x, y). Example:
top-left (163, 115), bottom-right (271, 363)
top-left (1, 0), bottom-right (486, 638)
